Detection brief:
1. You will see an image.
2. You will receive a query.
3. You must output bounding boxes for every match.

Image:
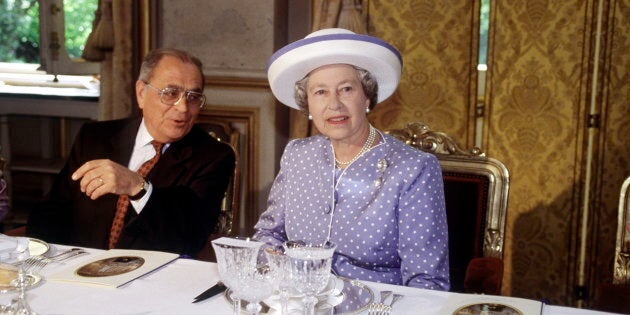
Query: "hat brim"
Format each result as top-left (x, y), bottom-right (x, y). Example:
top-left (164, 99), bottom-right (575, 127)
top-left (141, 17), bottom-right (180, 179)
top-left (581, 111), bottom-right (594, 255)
top-left (267, 33), bottom-right (402, 110)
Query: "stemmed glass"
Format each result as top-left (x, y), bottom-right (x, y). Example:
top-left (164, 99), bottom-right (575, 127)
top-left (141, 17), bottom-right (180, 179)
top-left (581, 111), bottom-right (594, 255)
top-left (264, 246), bottom-right (293, 315)
top-left (0, 236), bottom-right (36, 315)
top-left (211, 237), bottom-right (263, 315)
top-left (232, 264), bottom-right (274, 315)
top-left (10, 266), bottom-right (35, 315)
top-left (284, 241), bottom-right (336, 315)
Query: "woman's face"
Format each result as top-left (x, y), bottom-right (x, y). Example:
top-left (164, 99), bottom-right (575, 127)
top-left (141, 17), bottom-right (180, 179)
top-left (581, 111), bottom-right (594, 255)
top-left (306, 64), bottom-right (370, 143)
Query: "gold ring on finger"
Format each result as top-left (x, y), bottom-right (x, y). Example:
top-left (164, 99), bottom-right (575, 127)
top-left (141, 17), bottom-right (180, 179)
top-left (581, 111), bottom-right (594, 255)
top-left (98, 177), bottom-right (104, 185)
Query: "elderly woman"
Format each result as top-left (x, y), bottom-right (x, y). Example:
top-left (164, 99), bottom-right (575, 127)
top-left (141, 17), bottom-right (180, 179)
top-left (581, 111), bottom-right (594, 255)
top-left (254, 28), bottom-right (450, 290)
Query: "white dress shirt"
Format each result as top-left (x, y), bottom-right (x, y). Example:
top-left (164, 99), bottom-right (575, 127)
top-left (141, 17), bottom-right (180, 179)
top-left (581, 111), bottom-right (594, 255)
top-left (128, 119), bottom-right (169, 213)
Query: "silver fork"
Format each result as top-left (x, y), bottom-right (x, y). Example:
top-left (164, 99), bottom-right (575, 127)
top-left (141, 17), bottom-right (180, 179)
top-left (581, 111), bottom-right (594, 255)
top-left (368, 291), bottom-right (392, 315)
top-left (21, 248), bottom-right (82, 268)
top-left (21, 248), bottom-right (87, 272)
top-left (369, 292), bottom-right (404, 315)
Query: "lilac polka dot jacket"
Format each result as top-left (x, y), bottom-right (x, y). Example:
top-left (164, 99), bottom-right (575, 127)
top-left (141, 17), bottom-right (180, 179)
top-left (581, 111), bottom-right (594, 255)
top-left (254, 131), bottom-right (450, 291)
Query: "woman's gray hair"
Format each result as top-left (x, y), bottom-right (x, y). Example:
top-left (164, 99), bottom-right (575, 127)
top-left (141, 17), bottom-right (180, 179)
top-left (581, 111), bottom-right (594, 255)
top-left (294, 65), bottom-right (378, 116)
top-left (138, 48), bottom-right (205, 86)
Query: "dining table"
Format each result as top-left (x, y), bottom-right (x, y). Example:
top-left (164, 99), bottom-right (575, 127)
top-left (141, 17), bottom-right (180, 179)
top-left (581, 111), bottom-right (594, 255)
top-left (0, 244), bottom-right (619, 315)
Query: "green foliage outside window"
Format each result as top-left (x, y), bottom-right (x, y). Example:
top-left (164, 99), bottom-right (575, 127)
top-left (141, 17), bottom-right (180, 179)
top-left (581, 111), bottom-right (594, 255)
top-left (478, 0), bottom-right (490, 65)
top-left (0, 0), bottom-right (97, 64)
top-left (0, 0), bottom-right (39, 63)
top-left (63, 0), bottom-right (97, 59)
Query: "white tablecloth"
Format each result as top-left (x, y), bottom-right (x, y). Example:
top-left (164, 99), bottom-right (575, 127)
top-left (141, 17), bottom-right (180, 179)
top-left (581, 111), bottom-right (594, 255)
top-left (0, 245), bottom-right (617, 315)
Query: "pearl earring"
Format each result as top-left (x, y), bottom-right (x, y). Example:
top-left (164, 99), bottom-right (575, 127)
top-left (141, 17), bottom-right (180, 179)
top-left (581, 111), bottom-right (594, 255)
top-left (366, 107), bottom-right (370, 113)
top-left (308, 114), bottom-right (313, 120)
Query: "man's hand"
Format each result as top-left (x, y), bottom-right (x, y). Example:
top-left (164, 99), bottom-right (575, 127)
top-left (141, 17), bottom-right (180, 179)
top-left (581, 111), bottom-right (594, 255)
top-left (71, 159), bottom-right (144, 200)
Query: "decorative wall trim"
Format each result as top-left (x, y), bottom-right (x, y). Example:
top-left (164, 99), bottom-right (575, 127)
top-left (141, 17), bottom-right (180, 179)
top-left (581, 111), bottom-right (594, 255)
top-left (205, 75), bottom-right (269, 89)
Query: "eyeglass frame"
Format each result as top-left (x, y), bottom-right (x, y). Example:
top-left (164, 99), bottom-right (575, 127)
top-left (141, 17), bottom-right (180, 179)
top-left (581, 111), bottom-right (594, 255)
top-left (143, 81), bottom-right (206, 108)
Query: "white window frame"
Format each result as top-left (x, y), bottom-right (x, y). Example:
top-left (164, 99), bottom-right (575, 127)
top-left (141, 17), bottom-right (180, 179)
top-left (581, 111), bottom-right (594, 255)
top-left (38, 0), bottom-right (99, 76)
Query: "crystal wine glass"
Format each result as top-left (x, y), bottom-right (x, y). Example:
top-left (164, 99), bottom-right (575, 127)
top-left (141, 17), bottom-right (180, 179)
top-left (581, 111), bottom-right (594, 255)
top-left (211, 237), bottom-right (263, 315)
top-left (10, 266), bottom-right (35, 315)
top-left (233, 264), bottom-right (274, 315)
top-left (0, 236), bottom-right (35, 315)
top-left (264, 246), bottom-right (293, 315)
top-left (284, 241), bottom-right (336, 315)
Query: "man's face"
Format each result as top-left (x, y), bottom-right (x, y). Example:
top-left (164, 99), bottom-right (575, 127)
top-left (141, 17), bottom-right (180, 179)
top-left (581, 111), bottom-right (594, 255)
top-left (136, 56), bottom-right (203, 143)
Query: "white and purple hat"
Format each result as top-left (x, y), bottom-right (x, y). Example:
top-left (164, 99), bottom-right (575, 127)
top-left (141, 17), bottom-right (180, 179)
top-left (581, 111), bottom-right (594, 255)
top-left (267, 28), bottom-right (403, 110)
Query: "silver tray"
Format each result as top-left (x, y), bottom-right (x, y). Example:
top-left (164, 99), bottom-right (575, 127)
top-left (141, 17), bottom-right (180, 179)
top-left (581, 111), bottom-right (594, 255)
top-left (331, 277), bottom-right (375, 315)
top-left (225, 276), bottom-right (374, 315)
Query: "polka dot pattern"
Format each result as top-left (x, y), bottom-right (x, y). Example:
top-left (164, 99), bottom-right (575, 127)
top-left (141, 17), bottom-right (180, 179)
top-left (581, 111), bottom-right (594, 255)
top-left (254, 132), bottom-right (450, 291)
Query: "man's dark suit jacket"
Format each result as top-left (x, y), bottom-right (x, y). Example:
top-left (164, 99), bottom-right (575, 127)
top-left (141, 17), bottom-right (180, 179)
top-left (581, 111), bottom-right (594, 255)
top-left (26, 117), bottom-right (235, 256)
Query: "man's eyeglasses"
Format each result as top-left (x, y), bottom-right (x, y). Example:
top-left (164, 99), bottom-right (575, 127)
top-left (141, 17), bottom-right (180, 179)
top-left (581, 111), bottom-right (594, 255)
top-left (143, 82), bottom-right (206, 108)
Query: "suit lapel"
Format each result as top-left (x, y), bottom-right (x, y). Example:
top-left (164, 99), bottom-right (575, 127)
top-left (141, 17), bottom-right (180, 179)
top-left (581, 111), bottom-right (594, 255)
top-left (146, 128), bottom-right (196, 186)
top-left (107, 118), bottom-right (141, 167)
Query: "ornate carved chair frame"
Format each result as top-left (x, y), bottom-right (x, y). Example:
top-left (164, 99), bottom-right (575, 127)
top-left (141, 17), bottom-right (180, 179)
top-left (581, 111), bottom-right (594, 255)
top-left (387, 122), bottom-right (509, 294)
top-left (193, 119), bottom-right (242, 261)
top-left (613, 176), bottom-right (630, 284)
top-left (593, 176), bottom-right (630, 312)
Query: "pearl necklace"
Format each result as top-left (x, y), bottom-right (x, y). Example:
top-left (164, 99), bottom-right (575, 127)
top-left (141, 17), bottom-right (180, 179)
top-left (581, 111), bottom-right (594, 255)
top-left (335, 125), bottom-right (377, 167)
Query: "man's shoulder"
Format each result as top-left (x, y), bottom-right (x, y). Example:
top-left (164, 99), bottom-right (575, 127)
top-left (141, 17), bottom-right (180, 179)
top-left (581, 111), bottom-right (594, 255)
top-left (185, 126), bottom-right (234, 152)
top-left (188, 125), bottom-right (222, 143)
top-left (81, 117), bottom-right (138, 133)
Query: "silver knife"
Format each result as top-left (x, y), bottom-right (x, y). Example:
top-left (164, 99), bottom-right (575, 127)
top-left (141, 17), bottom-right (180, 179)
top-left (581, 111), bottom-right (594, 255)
top-left (192, 282), bottom-right (227, 303)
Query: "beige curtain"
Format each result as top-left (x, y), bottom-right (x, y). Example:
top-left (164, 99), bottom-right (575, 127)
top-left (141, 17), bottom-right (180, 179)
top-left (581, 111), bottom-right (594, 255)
top-left (82, 0), bottom-right (134, 121)
top-left (289, 0), bottom-right (368, 139)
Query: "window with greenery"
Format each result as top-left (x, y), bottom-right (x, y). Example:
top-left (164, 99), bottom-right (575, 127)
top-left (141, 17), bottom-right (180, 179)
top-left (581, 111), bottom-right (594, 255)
top-left (63, 0), bottom-right (98, 60)
top-left (0, 0), bottom-right (96, 63)
top-left (0, 0), bottom-right (99, 97)
top-left (0, 0), bottom-right (40, 63)
top-left (478, 0), bottom-right (490, 65)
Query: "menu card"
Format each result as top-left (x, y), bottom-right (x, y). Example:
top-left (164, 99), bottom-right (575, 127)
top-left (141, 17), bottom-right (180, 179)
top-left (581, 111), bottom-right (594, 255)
top-left (48, 249), bottom-right (179, 288)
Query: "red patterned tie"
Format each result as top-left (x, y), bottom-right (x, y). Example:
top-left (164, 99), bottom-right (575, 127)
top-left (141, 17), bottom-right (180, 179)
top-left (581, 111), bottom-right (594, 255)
top-left (108, 140), bottom-right (164, 249)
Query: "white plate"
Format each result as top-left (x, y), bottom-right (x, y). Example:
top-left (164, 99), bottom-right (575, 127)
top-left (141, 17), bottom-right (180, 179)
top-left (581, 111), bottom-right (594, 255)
top-left (28, 238), bottom-right (50, 256)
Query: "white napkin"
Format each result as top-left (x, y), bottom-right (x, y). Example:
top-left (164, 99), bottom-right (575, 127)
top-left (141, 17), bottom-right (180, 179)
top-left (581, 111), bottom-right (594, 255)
top-left (0, 234), bottom-right (30, 263)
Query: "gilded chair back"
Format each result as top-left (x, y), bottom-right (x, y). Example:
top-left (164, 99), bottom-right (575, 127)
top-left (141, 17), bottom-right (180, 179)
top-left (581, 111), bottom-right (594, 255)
top-left (195, 120), bottom-right (241, 237)
top-left (592, 176), bottom-right (630, 313)
top-left (614, 176), bottom-right (630, 285)
top-left (386, 122), bottom-right (509, 294)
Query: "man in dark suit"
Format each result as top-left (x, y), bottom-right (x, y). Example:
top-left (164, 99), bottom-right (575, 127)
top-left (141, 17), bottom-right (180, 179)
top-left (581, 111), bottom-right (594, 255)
top-left (26, 48), bottom-right (235, 257)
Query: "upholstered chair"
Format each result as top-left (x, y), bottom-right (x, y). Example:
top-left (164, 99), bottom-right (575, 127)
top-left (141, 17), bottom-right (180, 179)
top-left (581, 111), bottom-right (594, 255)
top-left (387, 122), bottom-right (509, 295)
top-left (593, 176), bottom-right (630, 313)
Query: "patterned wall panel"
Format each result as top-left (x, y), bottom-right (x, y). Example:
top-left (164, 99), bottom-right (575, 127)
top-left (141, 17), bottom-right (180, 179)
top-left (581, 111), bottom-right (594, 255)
top-left (485, 0), bottom-right (593, 304)
top-left (364, 0), bottom-right (628, 307)
top-left (367, 0), bottom-right (478, 147)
